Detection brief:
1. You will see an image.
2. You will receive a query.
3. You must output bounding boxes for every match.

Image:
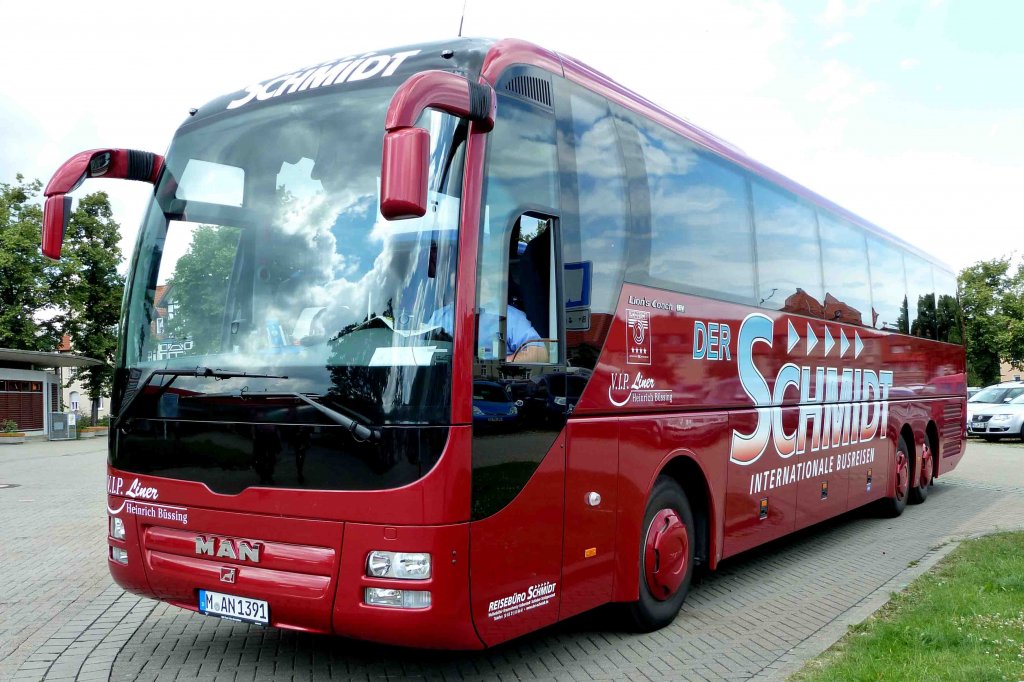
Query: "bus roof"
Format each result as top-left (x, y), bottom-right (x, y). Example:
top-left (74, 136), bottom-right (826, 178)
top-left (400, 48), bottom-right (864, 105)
top-left (187, 37), bottom-right (952, 273)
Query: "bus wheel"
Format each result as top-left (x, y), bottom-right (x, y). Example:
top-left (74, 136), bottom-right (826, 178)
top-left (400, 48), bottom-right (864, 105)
top-left (909, 440), bottom-right (932, 504)
top-left (625, 476), bottom-right (694, 632)
top-left (879, 435), bottom-right (910, 517)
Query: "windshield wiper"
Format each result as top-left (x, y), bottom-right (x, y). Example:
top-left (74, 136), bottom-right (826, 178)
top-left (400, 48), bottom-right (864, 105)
top-left (176, 389), bottom-right (380, 442)
top-left (113, 367), bottom-right (287, 430)
top-left (235, 391), bottom-right (379, 442)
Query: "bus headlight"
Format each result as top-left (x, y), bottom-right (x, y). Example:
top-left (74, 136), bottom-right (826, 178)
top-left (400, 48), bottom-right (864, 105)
top-left (109, 515), bottom-right (125, 540)
top-left (364, 588), bottom-right (431, 609)
top-left (109, 546), bottom-right (129, 564)
top-left (366, 551), bottom-right (432, 579)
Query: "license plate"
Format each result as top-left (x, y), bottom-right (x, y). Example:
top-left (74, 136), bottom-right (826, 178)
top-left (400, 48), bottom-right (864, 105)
top-left (199, 590), bottom-right (269, 625)
top-left (488, 417), bottom-right (504, 422)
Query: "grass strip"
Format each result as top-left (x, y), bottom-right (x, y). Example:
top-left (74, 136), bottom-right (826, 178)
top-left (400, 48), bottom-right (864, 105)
top-left (792, 531), bottom-right (1024, 681)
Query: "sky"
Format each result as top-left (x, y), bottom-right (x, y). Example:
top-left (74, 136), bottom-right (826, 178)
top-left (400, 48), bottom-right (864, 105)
top-left (1, 0), bottom-right (1020, 273)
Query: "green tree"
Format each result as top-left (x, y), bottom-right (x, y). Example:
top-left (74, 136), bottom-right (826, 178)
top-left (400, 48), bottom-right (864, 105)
top-left (164, 225), bottom-right (239, 355)
top-left (0, 175), bottom-right (66, 350)
top-left (62, 192), bottom-right (125, 422)
top-left (958, 257), bottom-right (1021, 386)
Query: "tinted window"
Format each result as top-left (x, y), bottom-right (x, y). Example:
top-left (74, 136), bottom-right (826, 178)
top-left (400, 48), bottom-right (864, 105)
top-left (905, 253), bottom-right (935, 338)
top-left (752, 181), bottom-right (824, 315)
top-left (867, 238), bottom-right (908, 332)
top-left (560, 88), bottom-right (629, 368)
top-left (934, 267), bottom-right (962, 343)
top-left (627, 114), bottom-right (756, 303)
top-left (818, 212), bottom-right (871, 326)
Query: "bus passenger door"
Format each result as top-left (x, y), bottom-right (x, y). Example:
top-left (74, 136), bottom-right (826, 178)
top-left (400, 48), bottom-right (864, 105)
top-left (560, 419), bottom-right (619, 620)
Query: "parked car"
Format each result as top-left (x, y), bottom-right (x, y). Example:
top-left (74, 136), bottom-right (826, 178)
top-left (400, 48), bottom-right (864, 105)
top-left (967, 386), bottom-right (981, 399)
top-left (472, 381), bottom-right (520, 427)
top-left (968, 393), bottom-right (1024, 441)
top-left (966, 381), bottom-right (1024, 432)
top-left (523, 372), bottom-right (588, 425)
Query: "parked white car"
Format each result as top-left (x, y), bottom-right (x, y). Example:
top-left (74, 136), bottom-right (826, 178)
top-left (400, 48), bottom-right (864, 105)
top-left (966, 382), bottom-right (1024, 429)
top-left (968, 392), bottom-right (1024, 441)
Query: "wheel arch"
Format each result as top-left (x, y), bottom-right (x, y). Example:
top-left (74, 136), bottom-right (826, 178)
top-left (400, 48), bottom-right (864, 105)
top-left (925, 420), bottom-right (940, 477)
top-left (653, 452), bottom-right (715, 573)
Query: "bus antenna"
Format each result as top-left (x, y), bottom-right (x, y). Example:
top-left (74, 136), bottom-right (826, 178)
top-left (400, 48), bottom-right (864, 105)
top-left (458, 0), bottom-right (467, 37)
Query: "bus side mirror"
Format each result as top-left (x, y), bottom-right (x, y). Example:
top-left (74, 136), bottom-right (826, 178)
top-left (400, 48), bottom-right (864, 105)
top-left (380, 128), bottom-right (430, 219)
top-left (42, 148), bottom-right (163, 260)
top-left (379, 70), bottom-right (495, 221)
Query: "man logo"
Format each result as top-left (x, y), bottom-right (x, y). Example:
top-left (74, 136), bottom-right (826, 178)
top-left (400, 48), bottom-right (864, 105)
top-left (195, 535), bottom-right (262, 563)
top-left (220, 567), bottom-right (237, 583)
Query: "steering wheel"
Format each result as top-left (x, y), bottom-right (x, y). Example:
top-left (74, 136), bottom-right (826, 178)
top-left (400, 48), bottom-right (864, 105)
top-left (508, 338), bottom-right (559, 363)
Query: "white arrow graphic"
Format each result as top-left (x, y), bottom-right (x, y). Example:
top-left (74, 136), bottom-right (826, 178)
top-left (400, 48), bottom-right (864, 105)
top-left (806, 323), bottom-right (818, 354)
top-left (839, 329), bottom-right (850, 357)
top-left (787, 320), bottom-right (800, 353)
top-left (823, 326), bottom-right (835, 356)
top-left (854, 331), bottom-right (864, 359)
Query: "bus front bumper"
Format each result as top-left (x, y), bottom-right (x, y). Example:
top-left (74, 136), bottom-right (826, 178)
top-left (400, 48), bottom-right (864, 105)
top-left (107, 496), bottom-right (483, 649)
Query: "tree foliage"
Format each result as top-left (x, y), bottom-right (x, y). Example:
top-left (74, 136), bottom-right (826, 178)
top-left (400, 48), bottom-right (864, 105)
top-left (0, 176), bottom-right (66, 350)
top-left (958, 257), bottom-right (1024, 386)
top-left (164, 225), bottom-right (239, 355)
top-left (61, 192), bottom-right (125, 421)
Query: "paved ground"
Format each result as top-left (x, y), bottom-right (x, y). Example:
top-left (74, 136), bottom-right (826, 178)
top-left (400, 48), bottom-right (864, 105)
top-left (1, 437), bottom-right (1022, 681)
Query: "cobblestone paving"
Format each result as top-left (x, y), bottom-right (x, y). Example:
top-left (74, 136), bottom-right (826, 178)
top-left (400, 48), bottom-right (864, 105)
top-left (2, 439), bottom-right (1022, 681)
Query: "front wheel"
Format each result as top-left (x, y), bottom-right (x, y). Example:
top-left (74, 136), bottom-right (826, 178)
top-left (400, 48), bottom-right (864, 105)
top-left (624, 476), bottom-right (695, 632)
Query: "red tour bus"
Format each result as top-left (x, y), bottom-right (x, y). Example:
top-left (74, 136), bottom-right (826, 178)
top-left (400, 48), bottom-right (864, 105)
top-left (42, 38), bottom-right (965, 648)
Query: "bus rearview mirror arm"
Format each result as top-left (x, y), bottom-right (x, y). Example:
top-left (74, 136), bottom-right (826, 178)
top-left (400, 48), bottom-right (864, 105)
top-left (380, 70), bottom-right (495, 220)
top-left (41, 149), bottom-right (164, 260)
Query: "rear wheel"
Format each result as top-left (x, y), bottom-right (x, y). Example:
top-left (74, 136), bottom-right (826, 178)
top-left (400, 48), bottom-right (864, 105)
top-left (879, 434), bottom-right (910, 517)
top-left (624, 476), bottom-right (695, 632)
top-left (909, 439), bottom-right (932, 504)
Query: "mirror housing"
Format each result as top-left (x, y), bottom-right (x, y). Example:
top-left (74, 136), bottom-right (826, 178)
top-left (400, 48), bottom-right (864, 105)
top-left (380, 70), bottom-right (495, 220)
top-left (380, 128), bottom-right (431, 219)
top-left (41, 148), bottom-right (164, 260)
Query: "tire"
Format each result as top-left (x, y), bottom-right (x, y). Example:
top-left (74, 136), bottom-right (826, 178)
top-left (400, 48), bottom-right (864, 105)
top-left (624, 476), bottom-right (695, 632)
top-left (878, 434), bottom-right (910, 517)
top-left (1020, 424), bottom-right (1024, 443)
top-left (908, 438), bottom-right (932, 505)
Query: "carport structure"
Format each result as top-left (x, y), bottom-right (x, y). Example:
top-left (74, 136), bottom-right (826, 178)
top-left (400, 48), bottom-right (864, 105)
top-left (0, 348), bottom-right (101, 435)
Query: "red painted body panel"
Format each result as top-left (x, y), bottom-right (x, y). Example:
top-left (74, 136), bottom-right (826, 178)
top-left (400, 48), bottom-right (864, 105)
top-left (560, 419), bottom-right (619, 619)
top-left (333, 522), bottom-right (480, 649)
top-left (613, 415), bottom-right (729, 601)
top-left (469, 436), bottom-right (565, 647)
top-left (127, 501), bottom-right (342, 633)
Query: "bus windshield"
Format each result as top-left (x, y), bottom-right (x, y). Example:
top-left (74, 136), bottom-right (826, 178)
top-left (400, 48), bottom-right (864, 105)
top-left (120, 86), bottom-right (467, 428)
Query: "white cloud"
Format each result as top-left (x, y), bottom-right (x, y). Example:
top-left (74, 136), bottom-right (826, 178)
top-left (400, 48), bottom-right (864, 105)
top-left (824, 32), bottom-right (854, 48)
top-left (806, 60), bottom-right (878, 114)
top-left (819, 0), bottom-right (879, 26)
top-left (900, 57), bottom-right (921, 70)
